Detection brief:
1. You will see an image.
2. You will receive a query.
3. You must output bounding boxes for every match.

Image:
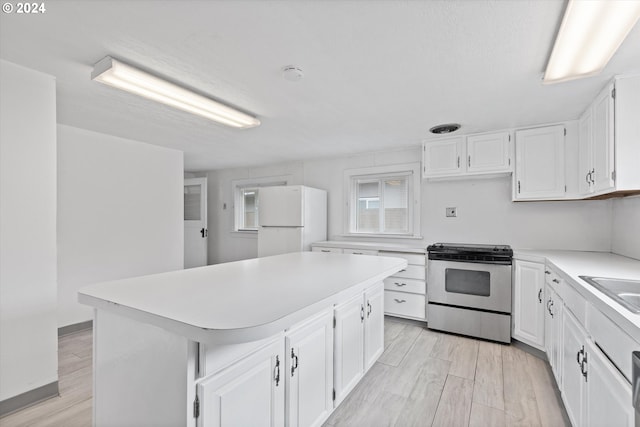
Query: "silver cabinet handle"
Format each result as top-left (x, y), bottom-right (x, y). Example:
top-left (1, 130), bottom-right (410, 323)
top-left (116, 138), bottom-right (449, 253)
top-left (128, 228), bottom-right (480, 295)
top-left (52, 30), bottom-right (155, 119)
top-left (394, 282), bottom-right (407, 287)
top-left (590, 168), bottom-right (595, 184)
top-left (367, 301), bottom-right (372, 317)
top-left (457, 156), bottom-right (460, 168)
top-left (360, 304), bottom-right (365, 322)
top-left (290, 348), bottom-right (298, 377)
top-left (552, 278), bottom-right (560, 283)
top-left (468, 155), bottom-right (471, 167)
top-left (320, 249), bottom-right (331, 253)
top-left (394, 299), bottom-right (406, 303)
top-left (274, 356), bottom-right (280, 386)
top-left (352, 252), bottom-right (363, 255)
top-left (545, 270), bottom-right (551, 275)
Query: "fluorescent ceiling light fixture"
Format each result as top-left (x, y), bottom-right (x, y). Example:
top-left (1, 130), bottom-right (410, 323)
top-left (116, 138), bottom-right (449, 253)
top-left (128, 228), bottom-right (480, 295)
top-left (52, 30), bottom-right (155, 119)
top-left (91, 56), bottom-right (260, 128)
top-left (543, 0), bottom-right (640, 84)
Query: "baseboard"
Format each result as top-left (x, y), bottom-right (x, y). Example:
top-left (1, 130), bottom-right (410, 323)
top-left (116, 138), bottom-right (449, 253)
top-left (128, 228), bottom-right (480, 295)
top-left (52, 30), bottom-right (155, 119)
top-left (511, 338), bottom-right (548, 361)
top-left (0, 381), bottom-right (59, 417)
top-left (58, 320), bottom-right (92, 337)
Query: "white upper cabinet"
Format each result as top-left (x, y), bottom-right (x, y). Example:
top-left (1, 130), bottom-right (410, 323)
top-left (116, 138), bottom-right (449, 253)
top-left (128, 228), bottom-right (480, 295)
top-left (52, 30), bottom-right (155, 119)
top-left (578, 75), bottom-right (640, 198)
top-left (422, 131), bottom-right (512, 179)
top-left (579, 83), bottom-right (615, 196)
top-left (422, 137), bottom-right (463, 177)
top-left (513, 125), bottom-right (566, 200)
top-left (466, 131), bottom-right (511, 173)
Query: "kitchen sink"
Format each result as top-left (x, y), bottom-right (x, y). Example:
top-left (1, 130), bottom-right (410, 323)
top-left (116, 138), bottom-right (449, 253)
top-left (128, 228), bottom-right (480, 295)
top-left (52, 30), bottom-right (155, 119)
top-left (579, 276), bottom-right (640, 313)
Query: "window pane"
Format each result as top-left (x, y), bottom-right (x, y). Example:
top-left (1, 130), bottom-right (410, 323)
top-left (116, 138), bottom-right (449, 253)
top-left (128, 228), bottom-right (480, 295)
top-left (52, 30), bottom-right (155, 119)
top-left (383, 178), bottom-right (408, 233)
top-left (184, 185), bottom-right (201, 220)
top-left (356, 181), bottom-right (380, 232)
top-left (243, 189), bottom-right (258, 229)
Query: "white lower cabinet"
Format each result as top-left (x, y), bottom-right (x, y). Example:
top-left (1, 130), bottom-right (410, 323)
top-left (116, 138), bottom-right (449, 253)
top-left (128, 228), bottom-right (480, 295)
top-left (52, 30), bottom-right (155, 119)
top-left (285, 311), bottom-right (334, 427)
top-left (197, 283), bottom-right (385, 427)
top-left (333, 293), bottom-right (365, 406)
top-left (544, 284), bottom-right (563, 385)
top-left (561, 310), bottom-right (587, 427)
top-left (512, 260), bottom-right (545, 350)
top-left (584, 339), bottom-right (633, 427)
top-left (364, 283), bottom-right (384, 370)
top-left (334, 282), bottom-right (384, 406)
top-left (197, 339), bottom-right (285, 427)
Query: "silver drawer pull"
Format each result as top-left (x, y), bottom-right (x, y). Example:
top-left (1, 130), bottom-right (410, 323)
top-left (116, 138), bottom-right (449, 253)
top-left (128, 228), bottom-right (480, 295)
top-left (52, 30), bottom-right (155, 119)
top-left (399, 269), bottom-right (406, 272)
top-left (394, 282), bottom-right (407, 287)
top-left (352, 252), bottom-right (363, 255)
top-left (394, 299), bottom-right (406, 303)
top-left (321, 249), bottom-right (331, 253)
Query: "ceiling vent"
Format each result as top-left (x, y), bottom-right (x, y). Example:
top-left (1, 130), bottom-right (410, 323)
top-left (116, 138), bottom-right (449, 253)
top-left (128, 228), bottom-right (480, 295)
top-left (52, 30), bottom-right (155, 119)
top-left (429, 123), bottom-right (461, 134)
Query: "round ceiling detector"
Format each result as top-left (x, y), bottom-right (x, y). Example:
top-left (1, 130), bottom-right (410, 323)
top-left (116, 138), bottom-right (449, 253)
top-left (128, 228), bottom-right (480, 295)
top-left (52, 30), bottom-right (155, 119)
top-left (282, 66), bottom-right (304, 82)
top-left (429, 123), bottom-right (461, 134)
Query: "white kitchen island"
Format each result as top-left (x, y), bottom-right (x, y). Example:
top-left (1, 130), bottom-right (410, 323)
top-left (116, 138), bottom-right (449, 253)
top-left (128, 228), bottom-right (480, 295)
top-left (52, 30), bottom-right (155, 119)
top-left (79, 252), bottom-right (407, 427)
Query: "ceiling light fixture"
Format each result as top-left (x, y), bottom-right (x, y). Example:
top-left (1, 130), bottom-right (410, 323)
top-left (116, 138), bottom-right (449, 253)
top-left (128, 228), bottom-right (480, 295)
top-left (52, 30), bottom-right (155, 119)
top-left (91, 56), bottom-right (260, 129)
top-left (543, 0), bottom-right (640, 84)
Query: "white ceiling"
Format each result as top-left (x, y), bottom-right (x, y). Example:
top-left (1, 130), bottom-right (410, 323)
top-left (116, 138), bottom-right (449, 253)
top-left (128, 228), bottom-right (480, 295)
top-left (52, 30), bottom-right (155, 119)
top-left (2, 1), bottom-right (639, 171)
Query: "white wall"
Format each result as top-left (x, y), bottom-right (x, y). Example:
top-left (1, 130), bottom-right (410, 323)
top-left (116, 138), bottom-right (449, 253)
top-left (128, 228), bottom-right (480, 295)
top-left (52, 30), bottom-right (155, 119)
top-left (0, 60), bottom-right (58, 401)
top-left (57, 125), bottom-right (184, 328)
top-left (611, 195), bottom-right (640, 260)
top-left (203, 145), bottom-right (613, 264)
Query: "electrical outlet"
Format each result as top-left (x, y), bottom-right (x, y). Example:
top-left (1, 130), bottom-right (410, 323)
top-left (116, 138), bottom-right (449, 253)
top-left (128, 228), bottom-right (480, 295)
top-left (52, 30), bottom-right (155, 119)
top-left (446, 207), bottom-right (457, 217)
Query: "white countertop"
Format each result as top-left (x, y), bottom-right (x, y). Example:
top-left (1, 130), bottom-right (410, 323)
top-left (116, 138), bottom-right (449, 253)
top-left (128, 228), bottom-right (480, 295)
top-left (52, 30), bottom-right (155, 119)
top-left (312, 240), bottom-right (426, 254)
top-left (514, 249), bottom-right (640, 343)
top-left (79, 252), bottom-right (406, 345)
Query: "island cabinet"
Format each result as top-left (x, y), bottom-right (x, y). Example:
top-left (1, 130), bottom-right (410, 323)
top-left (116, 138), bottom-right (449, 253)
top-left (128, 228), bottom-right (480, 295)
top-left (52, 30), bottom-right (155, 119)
top-left (80, 252), bottom-right (406, 427)
top-left (333, 282), bottom-right (384, 405)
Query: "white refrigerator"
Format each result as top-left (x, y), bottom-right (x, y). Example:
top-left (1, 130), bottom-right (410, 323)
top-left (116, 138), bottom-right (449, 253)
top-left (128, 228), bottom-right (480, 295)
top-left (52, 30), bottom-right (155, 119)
top-left (257, 185), bottom-right (327, 257)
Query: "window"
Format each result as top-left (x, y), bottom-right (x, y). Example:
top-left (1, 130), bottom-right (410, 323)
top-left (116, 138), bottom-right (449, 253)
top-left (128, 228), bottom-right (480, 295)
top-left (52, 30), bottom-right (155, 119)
top-left (344, 163), bottom-right (421, 238)
top-left (232, 176), bottom-right (289, 231)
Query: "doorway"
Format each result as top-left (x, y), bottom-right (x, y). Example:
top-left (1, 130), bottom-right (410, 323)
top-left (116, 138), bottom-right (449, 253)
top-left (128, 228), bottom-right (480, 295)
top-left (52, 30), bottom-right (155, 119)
top-left (184, 177), bottom-right (207, 268)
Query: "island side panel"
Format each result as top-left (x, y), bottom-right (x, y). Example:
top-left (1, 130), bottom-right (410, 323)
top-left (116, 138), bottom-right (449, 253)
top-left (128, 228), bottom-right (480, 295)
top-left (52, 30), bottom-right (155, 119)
top-left (93, 309), bottom-right (196, 427)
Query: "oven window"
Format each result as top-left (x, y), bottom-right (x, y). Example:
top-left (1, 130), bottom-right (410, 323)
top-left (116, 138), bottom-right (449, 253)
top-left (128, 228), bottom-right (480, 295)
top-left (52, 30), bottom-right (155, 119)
top-left (445, 269), bottom-right (490, 297)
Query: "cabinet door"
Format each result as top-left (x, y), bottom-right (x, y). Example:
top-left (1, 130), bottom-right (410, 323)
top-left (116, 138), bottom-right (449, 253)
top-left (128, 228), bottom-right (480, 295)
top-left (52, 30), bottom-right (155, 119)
top-left (514, 126), bottom-right (565, 200)
top-left (422, 138), bottom-right (463, 177)
top-left (578, 108), bottom-right (594, 195)
top-left (592, 84), bottom-right (615, 193)
top-left (551, 294), bottom-right (563, 387)
top-left (197, 340), bottom-right (285, 427)
top-left (585, 340), bottom-right (633, 427)
top-left (544, 285), bottom-right (554, 359)
top-left (364, 283), bottom-right (384, 370)
top-left (562, 311), bottom-right (586, 427)
top-left (333, 294), bottom-right (364, 406)
top-left (286, 311), bottom-right (333, 427)
top-left (512, 260), bottom-right (545, 349)
top-left (466, 132), bottom-right (511, 173)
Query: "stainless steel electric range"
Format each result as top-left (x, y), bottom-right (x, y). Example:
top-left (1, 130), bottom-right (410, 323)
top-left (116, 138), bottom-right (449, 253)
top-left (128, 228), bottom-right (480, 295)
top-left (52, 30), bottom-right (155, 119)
top-left (427, 243), bottom-right (513, 343)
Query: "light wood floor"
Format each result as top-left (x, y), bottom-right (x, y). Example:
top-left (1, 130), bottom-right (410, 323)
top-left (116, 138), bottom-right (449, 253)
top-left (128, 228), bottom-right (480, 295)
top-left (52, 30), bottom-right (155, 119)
top-left (1, 318), bottom-right (568, 427)
top-left (0, 329), bottom-right (92, 427)
top-left (324, 317), bottom-right (569, 427)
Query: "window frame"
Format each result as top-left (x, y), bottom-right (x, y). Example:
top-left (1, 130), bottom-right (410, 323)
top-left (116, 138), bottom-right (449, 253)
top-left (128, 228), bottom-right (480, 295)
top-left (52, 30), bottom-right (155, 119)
top-left (232, 175), bottom-right (289, 232)
top-left (343, 163), bottom-right (421, 239)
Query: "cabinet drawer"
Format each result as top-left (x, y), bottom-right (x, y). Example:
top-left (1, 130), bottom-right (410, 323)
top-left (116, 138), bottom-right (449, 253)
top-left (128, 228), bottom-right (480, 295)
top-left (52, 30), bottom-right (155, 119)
top-left (392, 264), bottom-right (425, 280)
top-left (587, 304), bottom-right (639, 382)
top-left (383, 277), bottom-right (426, 295)
top-left (384, 291), bottom-right (426, 320)
top-left (343, 248), bottom-right (378, 256)
top-left (561, 281), bottom-right (587, 326)
top-left (312, 247), bottom-right (343, 254)
top-left (545, 267), bottom-right (560, 286)
top-left (379, 251), bottom-right (425, 266)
